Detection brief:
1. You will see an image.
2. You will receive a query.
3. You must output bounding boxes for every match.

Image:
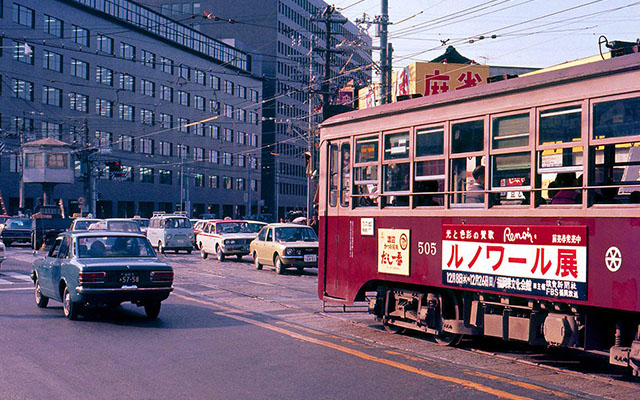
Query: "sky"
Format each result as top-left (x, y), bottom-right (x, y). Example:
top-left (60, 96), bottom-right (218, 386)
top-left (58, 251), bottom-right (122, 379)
top-left (333, 0), bottom-right (640, 69)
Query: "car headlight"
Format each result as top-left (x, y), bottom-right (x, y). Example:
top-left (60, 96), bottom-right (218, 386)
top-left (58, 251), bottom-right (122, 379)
top-left (225, 240), bottom-right (235, 245)
top-left (285, 248), bottom-right (295, 256)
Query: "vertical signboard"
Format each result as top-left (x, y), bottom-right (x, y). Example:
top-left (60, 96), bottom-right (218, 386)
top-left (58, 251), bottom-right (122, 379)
top-left (442, 224), bottom-right (587, 300)
top-left (378, 228), bottom-right (410, 276)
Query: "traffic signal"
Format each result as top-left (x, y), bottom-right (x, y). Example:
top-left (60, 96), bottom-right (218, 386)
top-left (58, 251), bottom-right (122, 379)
top-left (106, 160), bottom-right (123, 177)
top-left (304, 151), bottom-right (312, 176)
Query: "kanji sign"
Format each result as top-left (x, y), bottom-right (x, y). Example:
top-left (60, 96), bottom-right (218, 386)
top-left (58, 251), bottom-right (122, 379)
top-left (378, 228), bottom-right (410, 276)
top-left (442, 224), bottom-right (587, 300)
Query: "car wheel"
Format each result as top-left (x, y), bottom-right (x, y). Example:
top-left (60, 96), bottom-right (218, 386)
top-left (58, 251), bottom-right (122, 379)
top-left (297, 267), bottom-right (304, 274)
top-left (236, 254), bottom-right (243, 260)
top-left (216, 246), bottom-right (225, 261)
top-left (201, 248), bottom-right (208, 259)
top-left (187, 249), bottom-right (192, 255)
top-left (62, 287), bottom-right (80, 320)
top-left (158, 241), bottom-right (165, 255)
top-left (144, 302), bottom-right (161, 319)
top-left (254, 252), bottom-right (263, 270)
top-left (3, 240), bottom-right (11, 247)
top-left (34, 279), bottom-right (49, 308)
top-left (274, 255), bottom-right (284, 275)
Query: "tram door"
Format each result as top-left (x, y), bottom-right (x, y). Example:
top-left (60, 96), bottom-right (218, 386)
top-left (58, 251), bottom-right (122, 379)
top-left (323, 141), bottom-right (351, 300)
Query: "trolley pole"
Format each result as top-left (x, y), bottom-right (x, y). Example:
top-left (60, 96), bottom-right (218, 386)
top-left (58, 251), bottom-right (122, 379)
top-left (379, 0), bottom-right (390, 104)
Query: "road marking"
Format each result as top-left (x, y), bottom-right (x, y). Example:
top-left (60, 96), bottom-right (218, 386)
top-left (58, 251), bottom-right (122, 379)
top-left (0, 278), bottom-right (14, 285)
top-left (0, 287), bottom-right (32, 292)
top-left (465, 371), bottom-right (572, 398)
top-left (175, 292), bottom-right (534, 400)
top-left (4, 272), bottom-right (33, 282)
top-left (247, 280), bottom-right (275, 287)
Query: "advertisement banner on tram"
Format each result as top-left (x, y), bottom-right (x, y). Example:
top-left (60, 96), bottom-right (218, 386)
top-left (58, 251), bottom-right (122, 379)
top-left (378, 228), bottom-right (411, 276)
top-left (441, 224), bottom-right (587, 300)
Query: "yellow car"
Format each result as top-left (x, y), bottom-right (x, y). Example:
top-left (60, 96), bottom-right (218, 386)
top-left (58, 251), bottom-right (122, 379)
top-left (250, 223), bottom-right (318, 274)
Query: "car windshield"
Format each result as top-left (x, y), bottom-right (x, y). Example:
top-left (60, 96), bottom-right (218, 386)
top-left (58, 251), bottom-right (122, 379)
top-left (6, 219), bottom-right (30, 229)
top-left (108, 221), bottom-right (141, 232)
top-left (165, 218), bottom-right (191, 229)
top-left (274, 227), bottom-right (318, 242)
top-left (74, 220), bottom-right (99, 230)
top-left (246, 222), bottom-right (266, 233)
top-left (77, 236), bottom-right (155, 258)
top-left (216, 222), bottom-right (250, 234)
top-left (0, 217), bottom-right (9, 224)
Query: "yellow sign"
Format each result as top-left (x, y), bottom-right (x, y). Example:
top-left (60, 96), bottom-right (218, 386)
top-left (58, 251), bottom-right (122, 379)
top-left (393, 62), bottom-right (490, 101)
top-left (378, 228), bottom-right (410, 276)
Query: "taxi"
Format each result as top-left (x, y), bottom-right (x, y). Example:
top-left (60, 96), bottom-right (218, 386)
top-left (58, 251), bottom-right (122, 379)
top-left (250, 223), bottom-right (318, 274)
top-left (31, 231), bottom-right (173, 320)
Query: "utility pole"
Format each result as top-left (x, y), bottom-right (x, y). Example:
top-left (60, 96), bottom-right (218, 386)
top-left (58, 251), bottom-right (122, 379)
top-left (307, 39), bottom-right (314, 221)
top-left (314, 6), bottom-right (347, 119)
top-left (356, 1), bottom-right (392, 105)
top-left (179, 149), bottom-right (184, 212)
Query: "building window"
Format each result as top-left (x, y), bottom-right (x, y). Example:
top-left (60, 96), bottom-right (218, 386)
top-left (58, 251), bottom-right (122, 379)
top-left (42, 86), bottom-right (62, 107)
top-left (141, 79), bottom-right (155, 97)
top-left (43, 50), bottom-right (62, 72)
top-left (140, 138), bottom-right (154, 154)
top-left (70, 59), bottom-right (89, 79)
top-left (160, 57), bottom-right (173, 74)
top-left (119, 135), bottom-right (134, 152)
top-left (250, 90), bottom-right (259, 103)
top-left (160, 85), bottom-right (173, 102)
top-left (177, 90), bottom-right (189, 106)
top-left (13, 41), bottom-right (33, 64)
top-left (95, 130), bottom-right (112, 147)
top-left (208, 175), bottom-right (219, 188)
top-left (97, 34), bottom-right (114, 54)
top-left (13, 4), bottom-right (35, 28)
top-left (208, 149), bottom-right (218, 164)
top-left (140, 167), bottom-right (154, 183)
top-left (193, 147), bottom-right (204, 161)
top-left (96, 66), bottom-right (113, 86)
top-left (142, 49), bottom-right (155, 68)
top-left (159, 169), bottom-right (172, 184)
top-left (237, 85), bottom-right (246, 99)
top-left (222, 152), bottom-right (233, 166)
top-left (159, 113), bottom-right (172, 129)
top-left (223, 176), bottom-right (232, 189)
top-left (235, 178), bottom-right (245, 190)
top-left (120, 42), bottom-right (136, 61)
top-left (72, 25), bottom-right (89, 46)
top-left (237, 155), bottom-right (245, 167)
top-left (159, 141), bottom-right (172, 156)
top-left (119, 73), bottom-right (135, 91)
top-left (178, 64), bottom-right (190, 80)
top-left (224, 104), bottom-right (234, 118)
top-left (118, 104), bottom-right (134, 121)
top-left (194, 173), bottom-right (204, 187)
top-left (237, 109), bottom-right (246, 122)
top-left (193, 95), bottom-right (205, 111)
top-left (177, 144), bottom-right (189, 158)
top-left (44, 15), bottom-right (63, 38)
top-left (210, 75), bottom-right (220, 90)
top-left (95, 98), bottom-right (113, 117)
top-left (224, 80), bottom-right (234, 95)
top-left (210, 125), bottom-right (220, 139)
top-left (41, 122), bottom-right (62, 139)
top-left (224, 128), bottom-right (233, 142)
top-left (194, 124), bottom-right (204, 136)
top-left (69, 93), bottom-right (88, 112)
top-left (177, 117), bottom-right (189, 133)
top-left (140, 109), bottom-right (154, 125)
top-left (194, 69), bottom-right (205, 85)
top-left (209, 100), bottom-right (219, 114)
top-left (46, 154), bottom-right (68, 168)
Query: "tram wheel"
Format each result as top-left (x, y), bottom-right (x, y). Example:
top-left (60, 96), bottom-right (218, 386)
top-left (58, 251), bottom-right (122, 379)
top-left (434, 332), bottom-right (463, 346)
top-left (434, 292), bottom-right (464, 346)
top-left (382, 318), bottom-right (405, 334)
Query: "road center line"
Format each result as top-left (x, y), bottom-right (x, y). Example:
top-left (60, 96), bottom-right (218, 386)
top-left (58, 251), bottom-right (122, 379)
top-left (175, 292), bottom-right (534, 400)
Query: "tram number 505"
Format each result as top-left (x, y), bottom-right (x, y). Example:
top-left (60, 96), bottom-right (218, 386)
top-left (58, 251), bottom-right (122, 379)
top-left (417, 241), bottom-right (437, 256)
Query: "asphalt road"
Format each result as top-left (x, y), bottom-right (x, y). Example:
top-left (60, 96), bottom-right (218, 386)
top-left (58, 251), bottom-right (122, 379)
top-left (1, 246), bottom-right (638, 399)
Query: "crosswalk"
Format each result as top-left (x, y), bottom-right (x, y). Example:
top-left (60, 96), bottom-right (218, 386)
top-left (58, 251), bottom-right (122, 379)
top-left (0, 271), bottom-right (33, 286)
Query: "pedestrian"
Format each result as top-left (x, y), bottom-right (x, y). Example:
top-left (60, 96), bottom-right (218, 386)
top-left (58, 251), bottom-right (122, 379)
top-left (309, 215), bottom-right (318, 234)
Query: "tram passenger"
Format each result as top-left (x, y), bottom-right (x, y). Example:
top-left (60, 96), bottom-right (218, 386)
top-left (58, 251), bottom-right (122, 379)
top-left (550, 172), bottom-right (582, 204)
top-left (466, 166), bottom-right (485, 203)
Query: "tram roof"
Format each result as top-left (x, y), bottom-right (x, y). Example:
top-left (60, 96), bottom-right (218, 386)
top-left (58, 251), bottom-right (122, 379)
top-left (321, 52), bottom-right (640, 130)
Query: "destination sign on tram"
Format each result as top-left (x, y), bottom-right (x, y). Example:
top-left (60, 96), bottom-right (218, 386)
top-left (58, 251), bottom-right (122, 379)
top-left (442, 224), bottom-right (587, 300)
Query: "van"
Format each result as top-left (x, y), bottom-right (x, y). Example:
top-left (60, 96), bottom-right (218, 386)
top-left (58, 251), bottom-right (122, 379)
top-left (146, 212), bottom-right (194, 254)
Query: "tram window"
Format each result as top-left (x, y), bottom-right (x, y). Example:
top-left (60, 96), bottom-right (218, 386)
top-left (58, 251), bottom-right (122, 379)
top-left (539, 106), bottom-right (581, 145)
top-left (593, 97), bottom-right (640, 139)
top-left (414, 160), bottom-right (444, 207)
top-left (383, 162), bottom-right (409, 206)
top-left (450, 157), bottom-right (484, 205)
top-left (340, 143), bottom-right (350, 207)
top-left (590, 142), bottom-right (640, 204)
top-left (492, 114), bottom-right (529, 149)
top-left (329, 144), bottom-right (338, 207)
top-left (355, 136), bottom-right (378, 163)
top-left (451, 120), bottom-right (483, 154)
top-left (491, 152), bottom-right (531, 205)
top-left (353, 165), bottom-right (378, 207)
top-left (384, 132), bottom-right (409, 160)
top-left (537, 147), bottom-right (583, 204)
top-left (416, 127), bottom-right (444, 157)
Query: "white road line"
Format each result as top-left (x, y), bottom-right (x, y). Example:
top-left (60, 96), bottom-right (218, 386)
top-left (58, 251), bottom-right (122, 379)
top-left (0, 287), bottom-right (32, 292)
top-left (4, 272), bottom-right (33, 282)
top-left (247, 280), bottom-right (275, 287)
top-left (0, 278), bottom-right (14, 285)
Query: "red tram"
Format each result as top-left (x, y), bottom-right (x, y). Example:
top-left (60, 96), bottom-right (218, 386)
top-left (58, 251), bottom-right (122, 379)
top-left (318, 52), bottom-right (640, 373)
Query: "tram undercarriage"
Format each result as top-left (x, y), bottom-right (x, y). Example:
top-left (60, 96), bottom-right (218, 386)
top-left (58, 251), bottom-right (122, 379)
top-left (368, 286), bottom-right (640, 374)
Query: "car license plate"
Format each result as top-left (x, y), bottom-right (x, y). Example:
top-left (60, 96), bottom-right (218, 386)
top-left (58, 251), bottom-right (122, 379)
top-left (119, 272), bottom-right (140, 284)
top-left (304, 254), bottom-right (317, 262)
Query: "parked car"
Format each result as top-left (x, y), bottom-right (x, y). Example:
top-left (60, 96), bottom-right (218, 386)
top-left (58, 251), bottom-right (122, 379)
top-left (146, 212), bottom-right (193, 254)
top-left (69, 218), bottom-right (103, 231)
top-left (88, 218), bottom-right (142, 233)
top-left (1, 217), bottom-right (32, 246)
top-left (0, 241), bottom-right (5, 267)
top-left (0, 215), bottom-right (11, 233)
top-left (197, 220), bottom-right (256, 261)
top-left (191, 220), bottom-right (210, 249)
top-left (133, 217), bottom-right (150, 234)
top-left (250, 223), bottom-right (319, 274)
top-left (245, 220), bottom-right (267, 233)
top-left (31, 231), bottom-right (173, 320)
